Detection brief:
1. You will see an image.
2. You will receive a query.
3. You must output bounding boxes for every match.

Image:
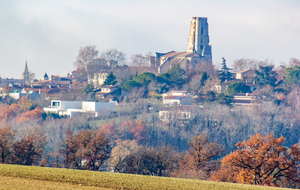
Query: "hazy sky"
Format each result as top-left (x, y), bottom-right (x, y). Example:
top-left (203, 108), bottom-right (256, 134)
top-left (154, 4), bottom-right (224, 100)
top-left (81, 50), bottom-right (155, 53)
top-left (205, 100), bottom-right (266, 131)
top-left (1, 0), bottom-right (300, 79)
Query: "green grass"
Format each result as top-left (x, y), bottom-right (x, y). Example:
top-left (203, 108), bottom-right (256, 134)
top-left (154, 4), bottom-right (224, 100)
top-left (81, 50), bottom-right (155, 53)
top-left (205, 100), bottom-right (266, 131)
top-left (0, 176), bottom-right (110, 190)
top-left (0, 164), bottom-right (292, 190)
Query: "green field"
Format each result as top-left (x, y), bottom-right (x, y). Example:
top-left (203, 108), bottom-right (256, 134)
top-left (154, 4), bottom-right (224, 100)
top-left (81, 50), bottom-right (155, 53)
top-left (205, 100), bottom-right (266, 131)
top-left (0, 164), bottom-right (292, 190)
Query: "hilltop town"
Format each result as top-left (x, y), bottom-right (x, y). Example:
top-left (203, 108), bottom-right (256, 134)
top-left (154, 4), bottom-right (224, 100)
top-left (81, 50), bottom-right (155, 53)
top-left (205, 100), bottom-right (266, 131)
top-left (1, 17), bottom-right (300, 188)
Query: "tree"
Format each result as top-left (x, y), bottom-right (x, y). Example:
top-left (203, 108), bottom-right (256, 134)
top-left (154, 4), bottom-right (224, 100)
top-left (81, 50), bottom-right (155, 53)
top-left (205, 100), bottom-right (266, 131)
top-left (29, 71), bottom-right (36, 83)
top-left (204, 90), bottom-right (216, 102)
top-left (119, 120), bottom-right (148, 145)
top-left (81, 84), bottom-right (94, 94)
top-left (133, 72), bottom-right (156, 85)
top-left (115, 146), bottom-right (179, 177)
top-left (130, 53), bottom-right (152, 67)
top-left (100, 49), bottom-right (126, 65)
top-left (286, 66), bottom-right (300, 86)
top-left (288, 58), bottom-right (300, 67)
top-left (60, 130), bottom-right (110, 170)
top-left (200, 72), bottom-right (208, 87)
top-left (226, 82), bottom-right (251, 96)
top-left (18, 96), bottom-right (34, 112)
top-left (172, 135), bottom-right (223, 179)
top-left (74, 45), bottom-right (99, 83)
top-left (60, 130), bottom-right (79, 169)
top-left (102, 72), bottom-right (117, 86)
top-left (255, 65), bottom-right (277, 87)
top-left (219, 57), bottom-right (233, 82)
top-left (9, 129), bottom-right (46, 166)
top-left (122, 80), bottom-right (142, 91)
top-left (83, 129), bottom-right (110, 171)
top-left (217, 93), bottom-right (234, 106)
top-left (17, 106), bottom-right (43, 124)
top-left (232, 58), bottom-right (258, 73)
top-left (167, 64), bottom-right (185, 83)
top-left (156, 73), bottom-right (171, 85)
top-left (74, 45), bottom-right (99, 70)
top-left (0, 126), bottom-right (15, 164)
top-left (211, 134), bottom-right (300, 188)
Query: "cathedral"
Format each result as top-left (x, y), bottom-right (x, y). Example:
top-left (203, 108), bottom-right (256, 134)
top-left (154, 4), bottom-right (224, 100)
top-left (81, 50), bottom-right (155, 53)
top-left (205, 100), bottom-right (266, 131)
top-left (149, 17), bottom-right (212, 74)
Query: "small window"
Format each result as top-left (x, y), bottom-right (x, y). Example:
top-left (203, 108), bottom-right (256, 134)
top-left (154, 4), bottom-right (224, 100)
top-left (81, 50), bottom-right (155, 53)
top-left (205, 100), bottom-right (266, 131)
top-left (52, 102), bottom-right (60, 108)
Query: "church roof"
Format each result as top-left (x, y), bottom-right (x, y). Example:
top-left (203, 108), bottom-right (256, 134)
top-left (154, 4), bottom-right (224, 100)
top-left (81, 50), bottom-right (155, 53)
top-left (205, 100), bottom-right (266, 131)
top-left (161, 51), bottom-right (200, 59)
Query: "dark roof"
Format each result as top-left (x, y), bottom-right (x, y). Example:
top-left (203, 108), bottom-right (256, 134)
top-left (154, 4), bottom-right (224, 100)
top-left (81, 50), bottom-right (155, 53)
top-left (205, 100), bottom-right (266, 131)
top-left (234, 99), bottom-right (254, 104)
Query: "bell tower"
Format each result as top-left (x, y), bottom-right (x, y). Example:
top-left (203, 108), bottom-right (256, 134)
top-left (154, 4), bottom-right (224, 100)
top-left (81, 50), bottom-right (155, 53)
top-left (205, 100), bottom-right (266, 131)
top-left (187, 17), bottom-right (212, 62)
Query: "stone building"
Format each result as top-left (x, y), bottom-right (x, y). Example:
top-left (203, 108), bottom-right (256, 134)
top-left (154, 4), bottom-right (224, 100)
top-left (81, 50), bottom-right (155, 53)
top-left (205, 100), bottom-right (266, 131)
top-left (149, 17), bottom-right (212, 74)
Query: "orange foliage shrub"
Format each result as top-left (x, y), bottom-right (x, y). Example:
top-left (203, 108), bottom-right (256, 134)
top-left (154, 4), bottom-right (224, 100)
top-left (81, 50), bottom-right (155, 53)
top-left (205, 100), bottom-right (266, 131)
top-left (17, 107), bottom-right (42, 123)
top-left (119, 120), bottom-right (148, 144)
top-left (211, 134), bottom-right (300, 188)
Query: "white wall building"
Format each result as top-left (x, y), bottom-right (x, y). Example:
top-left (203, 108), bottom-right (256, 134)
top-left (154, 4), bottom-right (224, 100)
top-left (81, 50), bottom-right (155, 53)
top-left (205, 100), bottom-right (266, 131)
top-left (44, 100), bottom-right (115, 117)
top-left (162, 91), bottom-right (194, 106)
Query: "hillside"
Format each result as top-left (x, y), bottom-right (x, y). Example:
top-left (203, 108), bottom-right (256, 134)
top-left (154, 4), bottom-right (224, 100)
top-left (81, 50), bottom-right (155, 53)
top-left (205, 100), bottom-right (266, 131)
top-left (0, 164), bottom-right (292, 190)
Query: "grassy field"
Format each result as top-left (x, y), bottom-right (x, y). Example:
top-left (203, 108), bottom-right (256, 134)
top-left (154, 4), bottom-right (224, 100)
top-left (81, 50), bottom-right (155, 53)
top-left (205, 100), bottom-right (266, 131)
top-left (0, 164), bottom-right (292, 190)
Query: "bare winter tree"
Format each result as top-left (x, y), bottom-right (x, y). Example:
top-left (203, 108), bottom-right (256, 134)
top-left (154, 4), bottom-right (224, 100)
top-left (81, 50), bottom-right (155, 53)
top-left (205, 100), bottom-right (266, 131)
top-left (289, 58), bottom-right (300, 67)
top-left (232, 58), bottom-right (258, 73)
top-left (130, 52), bottom-right (152, 67)
top-left (74, 45), bottom-right (99, 70)
top-left (100, 49), bottom-right (126, 65)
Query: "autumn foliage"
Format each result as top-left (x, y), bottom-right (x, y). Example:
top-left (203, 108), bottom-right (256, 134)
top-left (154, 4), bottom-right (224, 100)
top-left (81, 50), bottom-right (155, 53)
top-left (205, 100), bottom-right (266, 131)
top-left (0, 127), bottom-right (46, 165)
top-left (100, 119), bottom-right (149, 145)
top-left (17, 106), bottom-right (43, 123)
top-left (211, 134), bottom-right (300, 188)
top-left (172, 135), bottom-right (223, 179)
top-left (0, 97), bottom-right (41, 125)
top-left (60, 129), bottom-right (110, 170)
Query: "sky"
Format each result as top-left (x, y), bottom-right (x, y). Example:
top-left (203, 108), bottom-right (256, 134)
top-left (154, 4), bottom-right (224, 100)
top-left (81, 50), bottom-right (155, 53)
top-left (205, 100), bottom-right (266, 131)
top-left (1, 0), bottom-right (300, 79)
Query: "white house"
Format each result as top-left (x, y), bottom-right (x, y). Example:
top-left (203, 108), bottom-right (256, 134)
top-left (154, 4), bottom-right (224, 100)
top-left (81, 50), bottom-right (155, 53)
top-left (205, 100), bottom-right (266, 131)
top-left (44, 100), bottom-right (115, 118)
top-left (162, 90), bottom-right (194, 106)
top-left (162, 90), bottom-right (190, 98)
top-left (159, 105), bottom-right (202, 122)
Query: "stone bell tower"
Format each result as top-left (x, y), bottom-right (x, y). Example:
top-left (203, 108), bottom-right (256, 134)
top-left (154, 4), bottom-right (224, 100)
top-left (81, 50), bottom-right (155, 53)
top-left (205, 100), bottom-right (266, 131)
top-left (187, 17), bottom-right (212, 62)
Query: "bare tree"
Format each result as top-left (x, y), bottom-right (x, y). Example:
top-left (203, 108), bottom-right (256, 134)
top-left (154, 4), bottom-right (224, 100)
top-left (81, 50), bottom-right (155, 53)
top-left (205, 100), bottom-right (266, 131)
top-left (100, 49), bottom-right (126, 65)
top-left (130, 52), bottom-right (152, 67)
top-left (232, 58), bottom-right (258, 73)
top-left (74, 45), bottom-right (99, 70)
top-left (289, 58), bottom-right (300, 67)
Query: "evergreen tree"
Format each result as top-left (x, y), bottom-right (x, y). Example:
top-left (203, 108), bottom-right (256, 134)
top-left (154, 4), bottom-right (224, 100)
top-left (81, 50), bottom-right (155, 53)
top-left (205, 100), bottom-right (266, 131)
top-left (286, 66), bottom-right (300, 86)
top-left (255, 65), bottom-right (277, 87)
top-left (102, 72), bottom-right (117, 86)
top-left (200, 72), bottom-right (208, 87)
top-left (219, 57), bottom-right (232, 82)
top-left (168, 64), bottom-right (185, 81)
top-left (226, 82), bottom-right (250, 96)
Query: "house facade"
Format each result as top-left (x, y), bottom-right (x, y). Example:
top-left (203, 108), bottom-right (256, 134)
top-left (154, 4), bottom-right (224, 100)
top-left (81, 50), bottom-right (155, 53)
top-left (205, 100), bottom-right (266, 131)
top-left (43, 100), bottom-right (115, 118)
top-left (162, 90), bottom-right (194, 106)
top-left (159, 105), bottom-right (202, 123)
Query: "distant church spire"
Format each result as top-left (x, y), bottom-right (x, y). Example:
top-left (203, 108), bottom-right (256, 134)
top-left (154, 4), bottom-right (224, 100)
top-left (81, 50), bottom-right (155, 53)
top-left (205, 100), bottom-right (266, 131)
top-left (22, 60), bottom-right (30, 84)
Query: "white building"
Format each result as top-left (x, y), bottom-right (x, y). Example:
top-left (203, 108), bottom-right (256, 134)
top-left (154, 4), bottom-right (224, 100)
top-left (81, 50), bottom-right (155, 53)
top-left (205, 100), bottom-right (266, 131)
top-left (44, 100), bottom-right (115, 118)
top-left (162, 91), bottom-right (194, 106)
